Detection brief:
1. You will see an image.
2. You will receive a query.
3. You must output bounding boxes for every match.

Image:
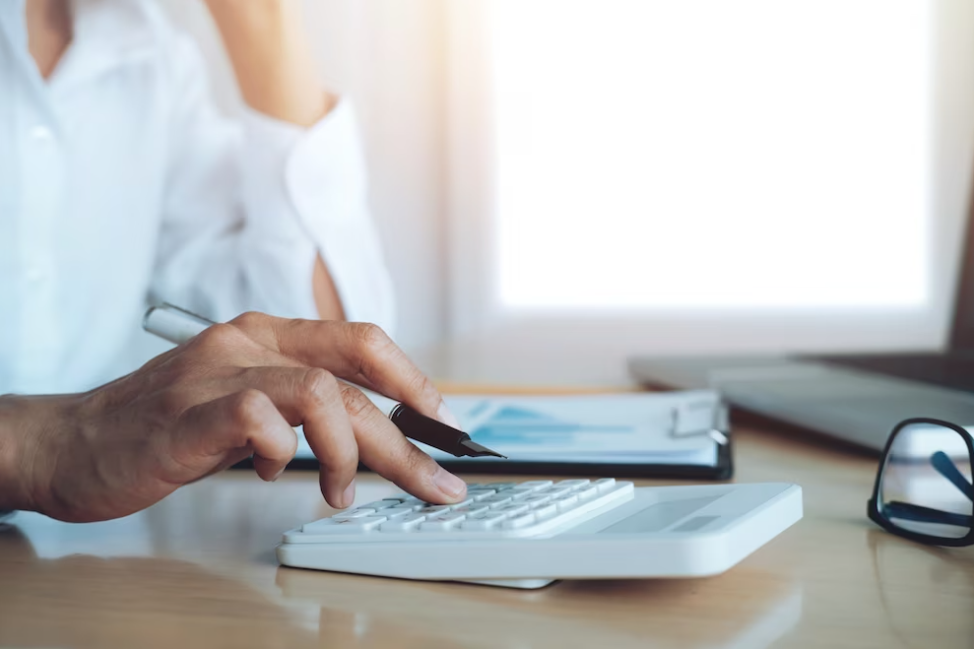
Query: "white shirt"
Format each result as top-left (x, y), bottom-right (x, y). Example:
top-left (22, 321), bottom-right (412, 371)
top-left (0, 0), bottom-right (395, 395)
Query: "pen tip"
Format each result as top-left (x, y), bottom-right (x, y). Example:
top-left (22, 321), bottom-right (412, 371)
top-left (460, 439), bottom-right (507, 459)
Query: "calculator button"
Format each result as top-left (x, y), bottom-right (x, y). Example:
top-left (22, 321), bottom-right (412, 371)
top-left (478, 495), bottom-right (513, 507)
top-left (553, 495), bottom-right (579, 511)
top-left (460, 511), bottom-right (508, 530)
top-left (304, 516), bottom-right (387, 534)
top-left (531, 502), bottom-right (558, 518)
top-left (491, 503), bottom-right (530, 516)
top-left (512, 480), bottom-right (553, 493)
top-left (302, 518), bottom-right (340, 533)
top-left (389, 495), bottom-right (424, 507)
top-left (419, 512), bottom-right (467, 531)
top-left (501, 512), bottom-right (537, 530)
top-left (361, 499), bottom-right (404, 511)
top-left (467, 489), bottom-right (497, 501)
top-left (379, 513), bottom-right (427, 532)
top-left (520, 494), bottom-right (552, 506)
top-left (342, 516), bottom-right (388, 532)
top-left (416, 505), bottom-right (453, 515)
top-left (575, 485), bottom-right (599, 501)
top-left (537, 487), bottom-right (573, 499)
top-left (593, 478), bottom-right (617, 492)
top-left (556, 480), bottom-right (591, 490)
top-left (486, 482), bottom-right (518, 491)
top-left (331, 509), bottom-right (377, 520)
top-left (452, 504), bottom-right (490, 516)
top-left (379, 507), bottom-right (414, 519)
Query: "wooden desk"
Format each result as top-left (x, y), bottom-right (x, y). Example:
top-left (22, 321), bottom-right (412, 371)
top-left (3, 341), bottom-right (973, 648)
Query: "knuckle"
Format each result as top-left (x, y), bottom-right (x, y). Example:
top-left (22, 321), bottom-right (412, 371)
top-left (229, 389), bottom-right (269, 427)
top-left (406, 371), bottom-right (438, 401)
top-left (298, 368), bottom-right (337, 407)
top-left (352, 322), bottom-right (391, 352)
top-left (339, 385), bottom-right (375, 420)
top-left (230, 311), bottom-right (265, 331)
top-left (194, 322), bottom-right (244, 350)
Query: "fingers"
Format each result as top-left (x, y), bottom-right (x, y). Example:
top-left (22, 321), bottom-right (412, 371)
top-left (228, 314), bottom-right (457, 428)
top-left (200, 365), bottom-right (463, 505)
top-left (230, 367), bottom-right (359, 508)
top-left (175, 390), bottom-right (298, 482)
top-left (175, 314), bottom-right (465, 506)
top-left (338, 383), bottom-right (467, 504)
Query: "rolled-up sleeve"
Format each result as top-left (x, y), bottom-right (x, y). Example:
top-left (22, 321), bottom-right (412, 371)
top-left (151, 33), bottom-right (395, 336)
top-left (240, 101), bottom-right (395, 330)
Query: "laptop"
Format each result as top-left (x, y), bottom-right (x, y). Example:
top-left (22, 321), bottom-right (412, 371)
top-left (628, 201), bottom-right (974, 451)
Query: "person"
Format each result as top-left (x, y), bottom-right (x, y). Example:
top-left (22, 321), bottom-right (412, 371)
top-left (0, 0), bottom-right (467, 522)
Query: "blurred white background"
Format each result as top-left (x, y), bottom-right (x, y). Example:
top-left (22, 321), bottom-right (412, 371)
top-left (161, 0), bottom-right (974, 361)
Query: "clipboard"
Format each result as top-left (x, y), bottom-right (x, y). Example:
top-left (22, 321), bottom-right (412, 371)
top-left (423, 391), bottom-right (733, 480)
top-left (261, 390), bottom-right (733, 481)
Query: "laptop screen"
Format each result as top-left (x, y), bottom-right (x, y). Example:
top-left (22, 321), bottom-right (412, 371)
top-left (949, 191), bottom-right (974, 351)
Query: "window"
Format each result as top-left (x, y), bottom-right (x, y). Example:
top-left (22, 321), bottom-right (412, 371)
top-left (447, 0), bottom-right (974, 354)
top-left (492, 0), bottom-right (929, 311)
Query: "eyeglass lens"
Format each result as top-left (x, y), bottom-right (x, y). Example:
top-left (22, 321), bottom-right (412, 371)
top-left (879, 422), bottom-right (974, 539)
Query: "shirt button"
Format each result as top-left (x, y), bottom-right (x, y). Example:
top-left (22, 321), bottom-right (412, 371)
top-left (30, 125), bottom-right (55, 144)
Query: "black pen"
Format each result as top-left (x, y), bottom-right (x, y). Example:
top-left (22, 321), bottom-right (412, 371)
top-left (388, 402), bottom-right (505, 458)
top-left (142, 303), bottom-right (507, 459)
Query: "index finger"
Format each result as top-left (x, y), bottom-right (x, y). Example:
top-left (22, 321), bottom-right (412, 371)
top-left (338, 383), bottom-right (467, 504)
top-left (229, 314), bottom-right (458, 428)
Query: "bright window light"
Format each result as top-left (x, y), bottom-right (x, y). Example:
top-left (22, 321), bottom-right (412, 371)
top-left (491, 0), bottom-right (930, 310)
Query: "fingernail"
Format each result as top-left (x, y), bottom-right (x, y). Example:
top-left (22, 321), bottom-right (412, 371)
top-left (341, 480), bottom-right (356, 508)
top-left (433, 468), bottom-right (466, 499)
top-left (437, 401), bottom-right (462, 429)
top-left (272, 467), bottom-right (285, 482)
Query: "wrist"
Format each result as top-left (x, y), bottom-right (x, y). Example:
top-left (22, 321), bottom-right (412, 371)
top-left (0, 394), bottom-right (71, 513)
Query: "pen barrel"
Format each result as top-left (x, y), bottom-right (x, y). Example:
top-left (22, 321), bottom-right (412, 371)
top-left (143, 304), bottom-right (213, 344)
top-left (389, 404), bottom-right (469, 457)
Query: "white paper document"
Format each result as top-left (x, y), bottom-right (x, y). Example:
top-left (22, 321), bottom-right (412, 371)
top-left (291, 390), bottom-right (728, 467)
top-left (422, 390), bottom-right (727, 466)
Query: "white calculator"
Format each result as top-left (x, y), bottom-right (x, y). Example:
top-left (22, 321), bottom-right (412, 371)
top-left (277, 478), bottom-right (802, 589)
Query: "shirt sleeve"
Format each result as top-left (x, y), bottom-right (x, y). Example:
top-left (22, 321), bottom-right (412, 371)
top-left (149, 33), bottom-right (395, 334)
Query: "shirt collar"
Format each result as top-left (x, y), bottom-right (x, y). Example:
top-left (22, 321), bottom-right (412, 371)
top-left (0, 0), bottom-right (32, 68)
top-left (52, 0), bottom-right (158, 92)
top-left (0, 0), bottom-right (159, 97)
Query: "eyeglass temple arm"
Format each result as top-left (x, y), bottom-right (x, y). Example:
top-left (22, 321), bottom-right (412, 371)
top-left (883, 500), bottom-right (974, 527)
top-left (930, 451), bottom-right (974, 502)
top-left (878, 450), bottom-right (974, 529)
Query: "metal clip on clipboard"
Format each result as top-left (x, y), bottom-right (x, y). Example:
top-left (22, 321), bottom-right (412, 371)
top-left (668, 398), bottom-right (730, 445)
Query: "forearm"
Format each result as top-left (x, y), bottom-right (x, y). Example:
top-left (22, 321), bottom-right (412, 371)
top-left (0, 395), bottom-right (62, 512)
top-left (204, 0), bottom-right (346, 319)
top-left (204, 0), bottom-right (336, 127)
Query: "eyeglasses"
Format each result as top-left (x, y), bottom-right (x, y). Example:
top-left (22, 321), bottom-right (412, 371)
top-left (868, 418), bottom-right (974, 546)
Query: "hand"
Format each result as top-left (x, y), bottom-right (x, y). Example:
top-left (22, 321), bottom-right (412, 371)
top-left (0, 313), bottom-right (466, 522)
